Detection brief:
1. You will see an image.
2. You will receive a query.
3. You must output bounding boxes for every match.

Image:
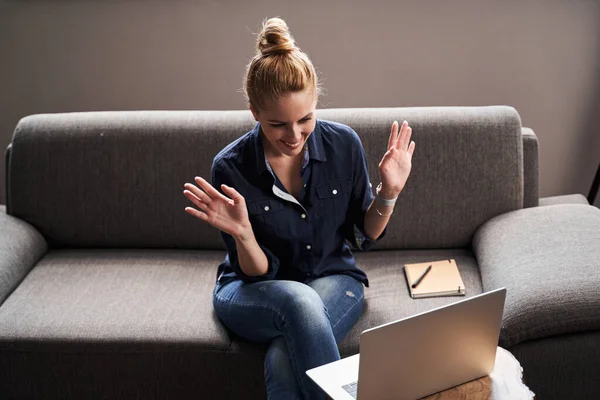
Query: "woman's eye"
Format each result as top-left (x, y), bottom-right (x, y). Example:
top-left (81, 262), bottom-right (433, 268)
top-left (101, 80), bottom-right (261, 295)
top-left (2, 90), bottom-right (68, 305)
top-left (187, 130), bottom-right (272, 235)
top-left (269, 119), bottom-right (310, 128)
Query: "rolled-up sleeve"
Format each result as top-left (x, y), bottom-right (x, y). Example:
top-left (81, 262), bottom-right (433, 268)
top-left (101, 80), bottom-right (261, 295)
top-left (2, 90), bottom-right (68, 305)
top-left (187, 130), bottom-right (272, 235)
top-left (219, 232), bottom-right (280, 282)
top-left (212, 162), bottom-right (281, 283)
top-left (343, 131), bottom-right (387, 251)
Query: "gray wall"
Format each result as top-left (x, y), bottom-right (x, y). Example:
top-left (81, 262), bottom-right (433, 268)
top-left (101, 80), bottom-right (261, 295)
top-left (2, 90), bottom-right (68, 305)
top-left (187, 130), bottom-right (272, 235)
top-left (1, 0), bottom-right (599, 205)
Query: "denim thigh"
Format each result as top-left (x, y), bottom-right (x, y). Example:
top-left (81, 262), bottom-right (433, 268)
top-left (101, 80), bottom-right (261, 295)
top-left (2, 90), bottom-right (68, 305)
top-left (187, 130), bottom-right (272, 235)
top-left (212, 279), bottom-right (331, 343)
top-left (305, 274), bottom-right (365, 343)
top-left (213, 275), bottom-right (364, 343)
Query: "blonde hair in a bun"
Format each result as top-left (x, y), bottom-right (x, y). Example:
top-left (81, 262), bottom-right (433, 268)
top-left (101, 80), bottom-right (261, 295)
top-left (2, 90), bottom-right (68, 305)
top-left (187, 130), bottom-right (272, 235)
top-left (244, 17), bottom-right (321, 111)
top-left (257, 17), bottom-right (296, 56)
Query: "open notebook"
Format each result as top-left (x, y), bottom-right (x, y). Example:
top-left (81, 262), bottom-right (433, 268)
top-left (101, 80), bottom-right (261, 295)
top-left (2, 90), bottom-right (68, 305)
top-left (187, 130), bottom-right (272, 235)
top-left (404, 259), bottom-right (466, 298)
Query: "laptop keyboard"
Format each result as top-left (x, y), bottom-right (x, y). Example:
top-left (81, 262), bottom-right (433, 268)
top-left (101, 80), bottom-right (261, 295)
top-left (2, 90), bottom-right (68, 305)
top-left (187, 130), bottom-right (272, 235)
top-left (342, 381), bottom-right (358, 399)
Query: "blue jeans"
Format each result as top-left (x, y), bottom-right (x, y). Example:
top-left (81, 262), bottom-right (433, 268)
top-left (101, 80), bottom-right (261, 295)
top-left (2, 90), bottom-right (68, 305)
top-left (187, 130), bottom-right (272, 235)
top-left (213, 274), bottom-right (365, 400)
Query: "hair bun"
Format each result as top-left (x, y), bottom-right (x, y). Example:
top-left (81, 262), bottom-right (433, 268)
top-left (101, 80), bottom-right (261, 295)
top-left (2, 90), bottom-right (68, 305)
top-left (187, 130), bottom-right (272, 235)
top-left (257, 17), bottom-right (296, 56)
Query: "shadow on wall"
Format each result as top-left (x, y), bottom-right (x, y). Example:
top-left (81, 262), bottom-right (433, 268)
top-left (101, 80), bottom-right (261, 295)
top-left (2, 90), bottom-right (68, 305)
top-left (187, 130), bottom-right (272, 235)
top-left (588, 75), bottom-right (600, 209)
top-left (582, 17), bottom-right (600, 208)
top-left (589, 164), bottom-right (600, 207)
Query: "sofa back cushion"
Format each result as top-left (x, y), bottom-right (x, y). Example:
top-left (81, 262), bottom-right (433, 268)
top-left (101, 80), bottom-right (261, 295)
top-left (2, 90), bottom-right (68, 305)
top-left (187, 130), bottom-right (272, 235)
top-left (7, 106), bottom-right (523, 249)
top-left (320, 106), bottom-right (524, 249)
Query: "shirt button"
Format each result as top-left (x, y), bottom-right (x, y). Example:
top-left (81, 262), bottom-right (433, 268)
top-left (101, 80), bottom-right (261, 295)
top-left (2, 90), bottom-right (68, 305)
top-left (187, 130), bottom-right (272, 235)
top-left (306, 244), bottom-right (312, 250)
top-left (264, 206), bottom-right (270, 211)
top-left (332, 189), bottom-right (338, 195)
top-left (301, 213), bottom-right (306, 219)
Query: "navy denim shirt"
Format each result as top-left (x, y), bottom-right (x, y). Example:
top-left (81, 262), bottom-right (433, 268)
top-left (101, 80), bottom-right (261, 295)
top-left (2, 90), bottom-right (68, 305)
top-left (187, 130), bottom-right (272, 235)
top-left (212, 119), bottom-right (385, 287)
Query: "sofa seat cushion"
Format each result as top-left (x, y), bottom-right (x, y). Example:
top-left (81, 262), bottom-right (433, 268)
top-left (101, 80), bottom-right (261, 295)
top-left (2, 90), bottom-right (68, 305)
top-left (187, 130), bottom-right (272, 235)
top-left (472, 204), bottom-right (600, 348)
top-left (0, 249), bottom-right (231, 352)
top-left (339, 248), bottom-right (484, 357)
top-left (0, 248), bottom-right (485, 359)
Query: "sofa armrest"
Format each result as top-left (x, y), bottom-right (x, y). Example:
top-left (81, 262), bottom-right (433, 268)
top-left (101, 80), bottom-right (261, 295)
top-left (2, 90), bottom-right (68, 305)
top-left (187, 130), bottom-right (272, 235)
top-left (522, 127), bottom-right (539, 208)
top-left (472, 204), bottom-right (600, 348)
top-left (539, 194), bottom-right (589, 206)
top-left (0, 211), bottom-right (47, 305)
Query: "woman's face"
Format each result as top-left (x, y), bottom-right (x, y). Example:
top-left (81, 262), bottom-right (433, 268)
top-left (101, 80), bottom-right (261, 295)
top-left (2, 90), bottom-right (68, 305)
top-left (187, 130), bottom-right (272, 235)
top-left (251, 89), bottom-right (317, 159)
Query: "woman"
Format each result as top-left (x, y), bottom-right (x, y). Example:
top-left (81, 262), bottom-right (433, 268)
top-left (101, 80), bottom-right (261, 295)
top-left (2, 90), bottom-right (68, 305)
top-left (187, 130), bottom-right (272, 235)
top-left (183, 17), bottom-right (415, 400)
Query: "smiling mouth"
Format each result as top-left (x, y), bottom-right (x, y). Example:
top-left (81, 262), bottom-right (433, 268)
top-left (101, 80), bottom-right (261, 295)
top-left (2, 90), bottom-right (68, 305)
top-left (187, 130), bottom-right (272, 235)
top-left (280, 139), bottom-right (302, 149)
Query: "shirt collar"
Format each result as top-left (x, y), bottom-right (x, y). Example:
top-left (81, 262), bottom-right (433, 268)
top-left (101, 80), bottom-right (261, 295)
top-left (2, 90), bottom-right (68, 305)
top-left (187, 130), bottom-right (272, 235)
top-left (308, 120), bottom-right (327, 162)
top-left (252, 123), bottom-right (269, 176)
top-left (252, 120), bottom-right (327, 176)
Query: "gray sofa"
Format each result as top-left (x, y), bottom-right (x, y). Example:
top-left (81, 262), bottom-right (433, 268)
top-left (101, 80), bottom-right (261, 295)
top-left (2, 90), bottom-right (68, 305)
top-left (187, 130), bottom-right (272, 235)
top-left (1, 106), bottom-right (599, 399)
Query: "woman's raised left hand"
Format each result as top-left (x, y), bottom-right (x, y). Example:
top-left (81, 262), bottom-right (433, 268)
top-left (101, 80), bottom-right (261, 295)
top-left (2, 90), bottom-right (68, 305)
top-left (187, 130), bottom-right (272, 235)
top-left (377, 120), bottom-right (416, 199)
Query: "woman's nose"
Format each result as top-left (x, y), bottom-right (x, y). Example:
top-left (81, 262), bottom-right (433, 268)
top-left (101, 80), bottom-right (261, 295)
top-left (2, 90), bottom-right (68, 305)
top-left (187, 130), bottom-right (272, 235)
top-left (288, 125), bottom-right (302, 141)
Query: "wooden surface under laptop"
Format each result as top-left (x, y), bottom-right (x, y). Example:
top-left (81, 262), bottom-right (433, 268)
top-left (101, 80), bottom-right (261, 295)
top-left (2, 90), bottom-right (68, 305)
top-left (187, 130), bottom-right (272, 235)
top-left (421, 347), bottom-right (534, 400)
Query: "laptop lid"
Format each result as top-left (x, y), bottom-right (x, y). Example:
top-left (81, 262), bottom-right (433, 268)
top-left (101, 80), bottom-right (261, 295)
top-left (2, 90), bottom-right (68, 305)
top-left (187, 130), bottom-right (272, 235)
top-left (356, 288), bottom-right (506, 400)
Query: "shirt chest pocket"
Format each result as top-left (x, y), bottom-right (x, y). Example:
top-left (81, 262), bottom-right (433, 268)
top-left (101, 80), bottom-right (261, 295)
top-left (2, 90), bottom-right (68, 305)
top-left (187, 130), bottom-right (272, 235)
top-left (247, 198), bottom-right (287, 237)
top-left (315, 178), bottom-right (352, 226)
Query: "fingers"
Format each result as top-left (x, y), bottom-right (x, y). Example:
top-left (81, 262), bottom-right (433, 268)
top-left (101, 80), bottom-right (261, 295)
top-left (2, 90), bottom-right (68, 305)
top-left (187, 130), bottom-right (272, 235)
top-left (185, 206), bottom-right (208, 221)
top-left (221, 184), bottom-right (243, 204)
top-left (183, 177), bottom-right (222, 217)
top-left (397, 121), bottom-right (411, 151)
top-left (387, 121), bottom-right (399, 150)
top-left (183, 189), bottom-right (212, 222)
top-left (194, 176), bottom-right (228, 202)
top-left (183, 189), bottom-right (208, 210)
top-left (183, 183), bottom-right (210, 204)
top-left (389, 121), bottom-right (412, 151)
top-left (408, 140), bottom-right (416, 159)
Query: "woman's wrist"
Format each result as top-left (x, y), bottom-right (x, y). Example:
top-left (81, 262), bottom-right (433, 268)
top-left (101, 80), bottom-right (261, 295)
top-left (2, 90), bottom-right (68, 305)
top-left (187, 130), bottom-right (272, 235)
top-left (374, 206), bottom-right (394, 217)
top-left (376, 182), bottom-right (399, 206)
top-left (232, 221), bottom-right (255, 243)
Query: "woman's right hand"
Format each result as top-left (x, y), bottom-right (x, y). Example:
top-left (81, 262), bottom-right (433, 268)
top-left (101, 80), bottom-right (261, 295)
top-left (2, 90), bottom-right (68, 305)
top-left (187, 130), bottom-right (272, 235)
top-left (183, 177), bottom-right (251, 239)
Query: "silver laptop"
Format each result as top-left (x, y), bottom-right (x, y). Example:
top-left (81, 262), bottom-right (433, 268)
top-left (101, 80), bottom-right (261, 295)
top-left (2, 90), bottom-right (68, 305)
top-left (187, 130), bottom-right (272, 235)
top-left (306, 288), bottom-right (506, 400)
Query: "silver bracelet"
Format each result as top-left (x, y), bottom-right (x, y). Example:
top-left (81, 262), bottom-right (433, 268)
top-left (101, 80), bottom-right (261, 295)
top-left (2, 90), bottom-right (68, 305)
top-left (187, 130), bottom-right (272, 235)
top-left (375, 182), bottom-right (398, 207)
top-left (375, 207), bottom-right (393, 217)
